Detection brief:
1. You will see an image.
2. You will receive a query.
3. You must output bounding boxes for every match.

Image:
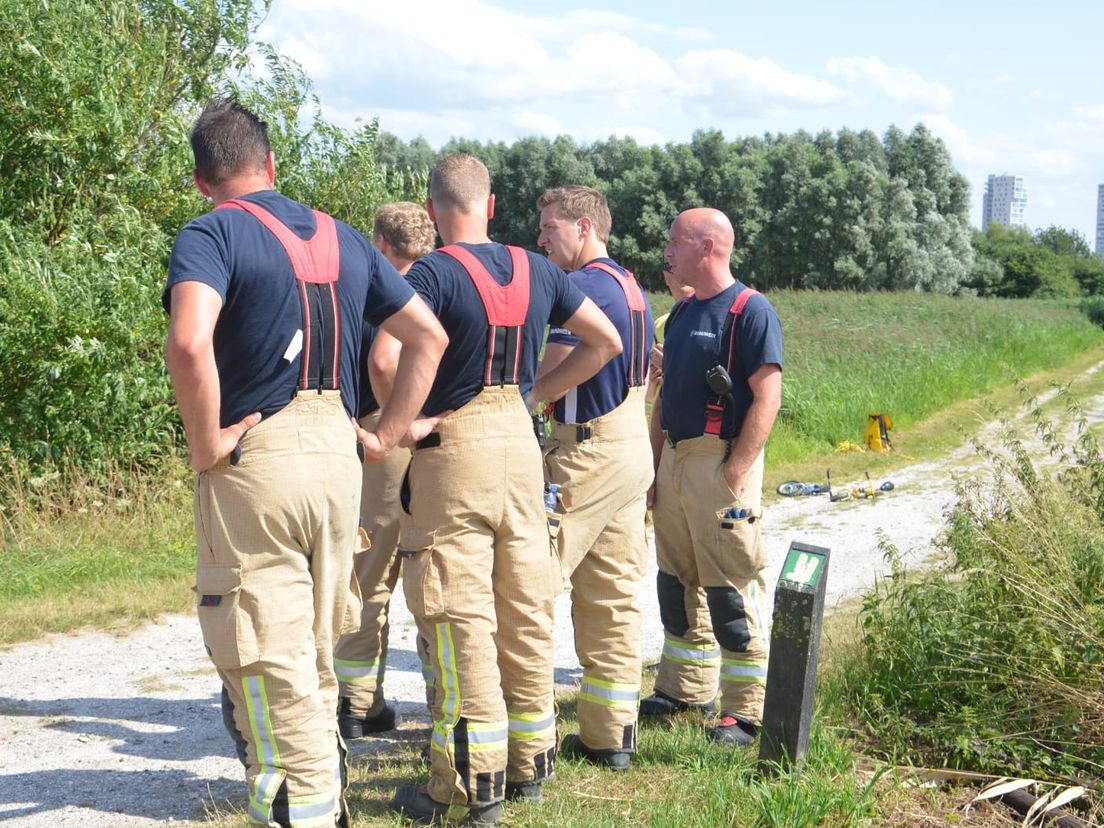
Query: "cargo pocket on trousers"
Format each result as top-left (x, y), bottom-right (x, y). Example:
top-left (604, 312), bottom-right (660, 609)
top-left (398, 529), bottom-right (444, 619)
top-left (195, 563), bottom-right (259, 669)
top-left (340, 559), bottom-right (365, 636)
top-left (712, 507), bottom-right (766, 582)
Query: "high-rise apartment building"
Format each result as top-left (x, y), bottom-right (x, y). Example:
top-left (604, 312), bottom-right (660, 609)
top-left (981, 174), bottom-right (1026, 229)
top-left (1096, 184), bottom-right (1104, 256)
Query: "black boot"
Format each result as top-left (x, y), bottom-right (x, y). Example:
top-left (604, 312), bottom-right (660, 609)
top-left (337, 697), bottom-right (400, 739)
top-left (390, 784), bottom-right (502, 825)
top-left (559, 733), bottom-right (632, 771)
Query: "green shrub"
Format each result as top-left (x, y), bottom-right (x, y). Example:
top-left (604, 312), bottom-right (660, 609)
top-left (1080, 296), bottom-right (1104, 328)
top-left (830, 396), bottom-right (1104, 780)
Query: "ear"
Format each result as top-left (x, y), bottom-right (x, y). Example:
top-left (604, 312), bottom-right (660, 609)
top-left (426, 198), bottom-right (437, 223)
top-left (265, 151), bottom-right (276, 186)
top-left (702, 237), bottom-right (715, 256)
top-left (375, 237), bottom-right (391, 257)
top-left (486, 193), bottom-right (495, 220)
top-left (193, 170), bottom-right (212, 199)
top-left (578, 216), bottom-right (592, 239)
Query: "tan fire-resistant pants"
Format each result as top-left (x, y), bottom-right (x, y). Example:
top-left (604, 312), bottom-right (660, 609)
top-left (194, 391), bottom-right (362, 827)
top-left (651, 436), bottom-right (769, 724)
top-left (400, 386), bottom-right (557, 807)
top-left (332, 409), bottom-right (411, 718)
top-left (544, 387), bottom-right (652, 751)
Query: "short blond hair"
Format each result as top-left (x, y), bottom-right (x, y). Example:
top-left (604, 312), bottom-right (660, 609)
top-left (429, 153), bottom-right (491, 213)
top-left (536, 186), bottom-right (611, 243)
top-left (372, 201), bottom-right (435, 261)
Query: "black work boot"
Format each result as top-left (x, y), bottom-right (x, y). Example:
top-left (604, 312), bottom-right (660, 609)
top-left (391, 784), bottom-right (502, 825)
top-left (707, 714), bottom-right (758, 747)
top-left (638, 690), bottom-right (716, 719)
top-left (559, 732), bottom-right (632, 771)
top-left (337, 697), bottom-right (400, 739)
top-left (504, 779), bottom-right (544, 802)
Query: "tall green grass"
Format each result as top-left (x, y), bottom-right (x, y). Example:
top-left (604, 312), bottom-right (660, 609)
top-left (824, 394), bottom-right (1104, 791)
top-left (647, 290), bottom-right (1104, 465)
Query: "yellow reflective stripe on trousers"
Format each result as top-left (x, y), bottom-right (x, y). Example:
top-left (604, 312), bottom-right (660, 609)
top-left (431, 620), bottom-right (460, 756)
top-left (243, 675), bottom-right (285, 824)
top-left (286, 788), bottom-right (339, 828)
top-left (579, 676), bottom-right (640, 709)
top-left (507, 709), bottom-right (556, 741)
top-left (463, 719), bottom-right (509, 753)
top-left (333, 657), bottom-right (381, 683)
top-left (662, 635), bottom-right (721, 665)
top-left (720, 658), bottom-right (768, 684)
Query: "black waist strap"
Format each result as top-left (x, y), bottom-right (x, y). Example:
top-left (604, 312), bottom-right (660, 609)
top-left (415, 433), bottom-right (442, 450)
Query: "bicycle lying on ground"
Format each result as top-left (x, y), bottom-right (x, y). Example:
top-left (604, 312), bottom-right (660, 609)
top-left (776, 470), bottom-right (894, 501)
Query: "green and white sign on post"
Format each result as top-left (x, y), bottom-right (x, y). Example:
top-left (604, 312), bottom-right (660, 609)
top-left (758, 541), bottom-right (830, 775)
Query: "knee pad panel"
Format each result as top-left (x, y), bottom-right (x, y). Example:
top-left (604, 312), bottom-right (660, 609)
top-left (705, 586), bottom-right (751, 652)
top-left (657, 570), bottom-right (689, 637)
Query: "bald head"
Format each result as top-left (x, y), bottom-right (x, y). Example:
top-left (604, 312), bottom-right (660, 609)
top-left (675, 208), bottom-right (734, 260)
top-left (665, 207), bottom-right (737, 296)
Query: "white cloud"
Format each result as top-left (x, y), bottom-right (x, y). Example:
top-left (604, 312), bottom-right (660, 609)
top-left (913, 114), bottom-right (993, 167)
top-left (677, 50), bottom-right (843, 109)
top-left (1073, 105), bottom-right (1104, 120)
top-left (827, 56), bottom-right (952, 108)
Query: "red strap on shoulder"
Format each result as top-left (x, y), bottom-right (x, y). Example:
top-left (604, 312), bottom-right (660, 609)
top-left (584, 261), bottom-right (647, 312)
top-left (724, 287), bottom-right (761, 374)
top-left (439, 244), bottom-right (530, 326)
top-left (218, 199), bottom-right (339, 284)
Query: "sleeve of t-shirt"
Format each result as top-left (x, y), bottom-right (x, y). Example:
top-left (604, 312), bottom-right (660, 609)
top-left (546, 268), bottom-right (592, 347)
top-left (163, 219), bottom-right (230, 313)
top-left (736, 296), bottom-right (784, 379)
top-left (404, 257), bottom-right (442, 315)
top-left (542, 259), bottom-right (586, 329)
top-left (363, 244), bottom-right (416, 327)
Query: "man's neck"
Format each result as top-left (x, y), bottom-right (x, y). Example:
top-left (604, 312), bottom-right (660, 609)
top-left (436, 213), bottom-right (491, 247)
top-left (209, 176), bottom-right (274, 207)
top-left (691, 268), bottom-right (736, 301)
top-left (573, 240), bottom-right (609, 272)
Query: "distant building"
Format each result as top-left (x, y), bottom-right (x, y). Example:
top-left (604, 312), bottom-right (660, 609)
top-left (981, 174), bottom-right (1027, 230)
top-left (1096, 184), bottom-right (1104, 256)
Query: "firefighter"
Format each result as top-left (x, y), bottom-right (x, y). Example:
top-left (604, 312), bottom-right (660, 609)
top-left (164, 98), bottom-right (446, 827)
top-left (643, 208), bottom-right (783, 748)
top-left (334, 202), bottom-right (437, 739)
top-left (384, 154), bottom-right (621, 825)
top-left (534, 186), bottom-right (653, 770)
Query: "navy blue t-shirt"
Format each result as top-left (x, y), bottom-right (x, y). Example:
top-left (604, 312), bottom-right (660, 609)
top-left (546, 258), bottom-right (654, 423)
top-left (357, 323), bottom-right (380, 418)
top-left (164, 190), bottom-right (414, 426)
top-left (406, 243), bottom-right (585, 417)
top-left (660, 281), bottom-right (783, 443)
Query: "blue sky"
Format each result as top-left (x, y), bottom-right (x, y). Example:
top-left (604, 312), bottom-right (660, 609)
top-left (258, 0), bottom-right (1104, 244)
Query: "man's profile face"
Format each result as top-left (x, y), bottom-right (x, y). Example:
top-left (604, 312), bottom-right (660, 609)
top-left (664, 220), bottom-right (697, 284)
top-left (537, 204), bottom-right (583, 270)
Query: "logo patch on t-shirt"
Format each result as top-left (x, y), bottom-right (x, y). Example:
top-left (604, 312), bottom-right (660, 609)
top-left (691, 330), bottom-right (717, 339)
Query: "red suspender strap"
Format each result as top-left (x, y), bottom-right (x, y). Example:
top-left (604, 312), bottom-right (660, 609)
top-left (724, 287), bottom-right (760, 376)
top-left (439, 244), bottom-right (531, 386)
top-left (585, 261), bottom-right (649, 387)
top-left (217, 199), bottom-right (342, 391)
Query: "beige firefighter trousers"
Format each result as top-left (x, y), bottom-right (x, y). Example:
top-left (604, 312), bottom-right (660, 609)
top-left (544, 386), bottom-right (652, 751)
top-left (400, 386), bottom-right (557, 807)
top-left (332, 409), bottom-right (411, 718)
top-left (194, 391), bottom-right (362, 827)
top-left (651, 436), bottom-right (769, 724)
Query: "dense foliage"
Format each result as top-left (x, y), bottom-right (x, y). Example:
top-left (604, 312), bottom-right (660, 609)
top-left (0, 0), bottom-right (421, 474)
top-left (832, 401), bottom-right (1104, 781)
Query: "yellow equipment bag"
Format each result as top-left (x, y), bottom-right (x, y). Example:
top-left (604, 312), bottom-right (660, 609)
top-left (864, 413), bottom-right (893, 452)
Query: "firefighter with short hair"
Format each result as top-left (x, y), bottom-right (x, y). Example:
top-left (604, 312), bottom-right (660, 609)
top-left (384, 155), bottom-right (622, 825)
top-left (535, 185), bottom-right (653, 770)
top-left (164, 98), bottom-right (446, 827)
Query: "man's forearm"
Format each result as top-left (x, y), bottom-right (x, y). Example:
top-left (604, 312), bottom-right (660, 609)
top-left (723, 397), bottom-right (779, 489)
top-left (374, 343), bottom-right (441, 450)
top-left (532, 342), bottom-right (617, 404)
top-left (167, 342), bottom-right (222, 467)
top-left (649, 395), bottom-right (665, 476)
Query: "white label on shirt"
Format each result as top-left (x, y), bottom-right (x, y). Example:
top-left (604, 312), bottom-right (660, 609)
top-left (283, 329), bottom-right (303, 362)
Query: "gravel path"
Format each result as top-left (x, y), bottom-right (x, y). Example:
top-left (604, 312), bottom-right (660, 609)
top-left (2, 367), bottom-right (1099, 826)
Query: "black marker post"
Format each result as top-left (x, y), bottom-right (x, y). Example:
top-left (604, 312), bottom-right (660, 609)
top-left (757, 541), bottom-right (830, 774)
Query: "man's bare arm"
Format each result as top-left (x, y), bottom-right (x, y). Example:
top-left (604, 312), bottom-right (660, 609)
top-left (647, 394), bottom-right (664, 509)
top-left (528, 298), bottom-right (621, 407)
top-left (721, 363), bottom-right (782, 499)
top-left (367, 329), bottom-right (401, 408)
top-left (165, 281), bottom-right (260, 472)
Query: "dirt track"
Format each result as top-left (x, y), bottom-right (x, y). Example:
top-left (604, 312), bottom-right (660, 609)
top-left (2, 366), bottom-right (1098, 826)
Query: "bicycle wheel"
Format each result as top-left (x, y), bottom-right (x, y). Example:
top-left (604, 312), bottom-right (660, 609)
top-left (830, 489), bottom-right (851, 502)
top-left (777, 481), bottom-right (805, 496)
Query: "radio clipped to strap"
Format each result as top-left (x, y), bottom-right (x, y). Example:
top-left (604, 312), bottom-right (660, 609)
top-left (705, 286), bottom-right (760, 436)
